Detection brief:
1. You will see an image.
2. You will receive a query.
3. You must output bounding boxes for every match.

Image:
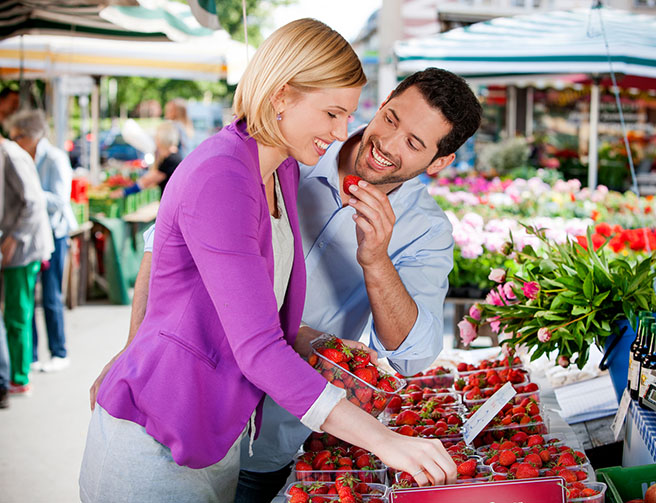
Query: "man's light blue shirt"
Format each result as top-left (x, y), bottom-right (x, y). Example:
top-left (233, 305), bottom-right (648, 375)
top-left (34, 138), bottom-right (77, 239)
top-left (240, 128), bottom-right (454, 472)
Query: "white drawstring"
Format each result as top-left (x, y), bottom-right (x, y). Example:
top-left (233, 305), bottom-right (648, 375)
top-left (248, 412), bottom-right (256, 457)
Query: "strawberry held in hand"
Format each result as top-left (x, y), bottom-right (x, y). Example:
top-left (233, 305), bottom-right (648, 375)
top-left (343, 175), bottom-right (362, 195)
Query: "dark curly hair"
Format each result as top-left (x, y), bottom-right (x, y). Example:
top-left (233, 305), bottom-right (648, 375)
top-left (389, 68), bottom-right (482, 161)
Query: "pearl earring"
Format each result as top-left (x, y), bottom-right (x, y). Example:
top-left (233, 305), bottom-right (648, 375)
top-left (277, 112), bottom-right (282, 121)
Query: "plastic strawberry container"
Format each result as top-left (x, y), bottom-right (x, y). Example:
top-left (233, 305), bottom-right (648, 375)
top-left (567, 481), bottom-right (607, 503)
top-left (310, 335), bottom-right (406, 418)
top-left (463, 382), bottom-right (540, 409)
top-left (391, 462), bottom-right (492, 487)
top-left (284, 481), bottom-right (388, 502)
top-left (292, 453), bottom-right (388, 484)
top-left (490, 462), bottom-right (594, 483)
top-left (454, 368), bottom-right (531, 395)
top-left (400, 367), bottom-right (457, 389)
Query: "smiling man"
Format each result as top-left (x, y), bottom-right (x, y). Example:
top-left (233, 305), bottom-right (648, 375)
top-left (236, 68), bottom-right (482, 501)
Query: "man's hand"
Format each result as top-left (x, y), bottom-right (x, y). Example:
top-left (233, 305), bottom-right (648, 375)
top-left (346, 181), bottom-right (395, 269)
top-left (1, 236), bottom-right (17, 266)
top-left (109, 188), bottom-right (124, 199)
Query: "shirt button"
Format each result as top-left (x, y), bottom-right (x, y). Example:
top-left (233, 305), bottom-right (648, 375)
top-left (319, 241), bottom-right (325, 248)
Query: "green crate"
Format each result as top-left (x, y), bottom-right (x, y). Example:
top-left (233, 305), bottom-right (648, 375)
top-left (70, 201), bottom-right (89, 225)
top-left (124, 193), bottom-right (138, 215)
top-left (596, 464), bottom-right (656, 503)
top-left (89, 197), bottom-right (122, 218)
top-left (146, 187), bottom-right (161, 203)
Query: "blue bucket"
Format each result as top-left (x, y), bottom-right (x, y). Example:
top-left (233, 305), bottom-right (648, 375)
top-left (601, 319), bottom-right (636, 401)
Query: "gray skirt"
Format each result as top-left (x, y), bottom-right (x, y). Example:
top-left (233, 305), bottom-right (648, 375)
top-left (79, 406), bottom-right (248, 503)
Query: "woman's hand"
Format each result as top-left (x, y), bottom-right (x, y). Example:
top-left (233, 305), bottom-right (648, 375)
top-left (321, 399), bottom-right (457, 487)
top-left (374, 432), bottom-right (457, 486)
top-left (89, 351), bottom-right (123, 411)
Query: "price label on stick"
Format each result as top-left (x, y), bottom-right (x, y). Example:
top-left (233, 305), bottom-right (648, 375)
top-left (611, 388), bottom-right (631, 441)
top-left (462, 381), bottom-right (517, 445)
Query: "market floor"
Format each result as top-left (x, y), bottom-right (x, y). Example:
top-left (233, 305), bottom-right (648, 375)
top-left (0, 301), bottom-right (130, 503)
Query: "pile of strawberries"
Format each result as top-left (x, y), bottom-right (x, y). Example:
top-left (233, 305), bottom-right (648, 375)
top-left (298, 433), bottom-right (384, 483)
top-left (477, 435), bottom-right (590, 483)
top-left (456, 357), bottom-right (523, 373)
top-left (398, 386), bottom-right (460, 408)
top-left (287, 474), bottom-right (386, 503)
top-left (395, 365), bottom-right (455, 389)
top-left (309, 336), bottom-right (402, 417)
top-left (566, 482), bottom-right (603, 502)
top-left (454, 367), bottom-right (530, 395)
top-left (388, 407), bottom-right (463, 438)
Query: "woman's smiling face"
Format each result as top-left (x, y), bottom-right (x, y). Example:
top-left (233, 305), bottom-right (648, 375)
top-left (276, 86), bottom-right (362, 166)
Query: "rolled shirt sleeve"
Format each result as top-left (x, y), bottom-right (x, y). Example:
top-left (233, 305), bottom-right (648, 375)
top-left (143, 223), bottom-right (156, 252)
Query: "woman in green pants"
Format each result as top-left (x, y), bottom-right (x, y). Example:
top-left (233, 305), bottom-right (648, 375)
top-left (0, 136), bottom-right (53, 395)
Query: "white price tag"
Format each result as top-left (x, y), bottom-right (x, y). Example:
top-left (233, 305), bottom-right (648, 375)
top-left (462, 381), bottom-right (517, 445)
top-left (611, 388), bottom-right (631, 441)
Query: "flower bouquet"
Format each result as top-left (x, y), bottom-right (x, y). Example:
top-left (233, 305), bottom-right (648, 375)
top-left (459, 226), bottom-right (656, 369)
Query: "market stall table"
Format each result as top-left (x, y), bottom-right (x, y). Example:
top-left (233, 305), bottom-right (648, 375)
top-left (89, 202), bottom-right (158, 305)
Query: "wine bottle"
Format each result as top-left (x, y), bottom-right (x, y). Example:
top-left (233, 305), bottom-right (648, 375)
top-left (628, 312), bottom-right (648, 396)
top-left (631, 315), bottom-right (654, 400)
top-left (638, 321), bottom-right (656, 410)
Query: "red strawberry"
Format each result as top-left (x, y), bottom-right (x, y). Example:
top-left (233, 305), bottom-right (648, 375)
top-left (524, 453), bottom-right (543, 468)
top-left (354, 367), bottom-right (376, 386)
top-left (395, 410), bottom-right (421, 426)
top-left (557, 452), bottom-right (577, 467)
top-left (351, 349), bottom-right (370, 369)
top-left (312, 450), bottom-right (332, 470)
top-left (515, 463), bottom-right (539, 479)
top-left (498, 450), bottom-right (516, 467)
top-left (356, 453), bottom-right (372, 469)
top-left (377, 375), bottom-right (396, 392)
top-left (319, 347), bottom-right (346, 363)
top-left (289, 489), bottom-right (309, 503)
top-left (343, 175), bottom-right (362, 195)
top-left (457, 459), bottom-right (477, 477)
top-left (296, 461), bottom-right (313, 472)
top-left (526, 434), bottom-right (545, 447)
top-left (355, 387), bottom-right (373, 404)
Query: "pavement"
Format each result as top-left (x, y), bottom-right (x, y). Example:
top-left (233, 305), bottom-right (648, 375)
top-left (1, 302), bottom-right (131, 503)
top-left (0, 301), bottom-right (457, 503)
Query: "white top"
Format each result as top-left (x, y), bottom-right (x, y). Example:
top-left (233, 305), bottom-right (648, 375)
top-left (269, 173), bottom-right (293, 310)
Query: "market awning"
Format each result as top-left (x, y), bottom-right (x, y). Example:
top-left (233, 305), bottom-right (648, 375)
top-left (0, 0), bottom-right (214, 42)
top-left (395, 7), bottom-right (656, 79)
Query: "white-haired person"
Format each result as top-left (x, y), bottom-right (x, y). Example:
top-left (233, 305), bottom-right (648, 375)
top-left (111, 120), bottom-right (182, 199)
top-left (8, 109), bottom-right (77, 373)
top-left (80, 19), bottom-right (456, 503)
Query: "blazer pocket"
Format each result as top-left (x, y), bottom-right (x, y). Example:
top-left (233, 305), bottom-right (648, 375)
top-left (158, 330), bottom-right (219, 370)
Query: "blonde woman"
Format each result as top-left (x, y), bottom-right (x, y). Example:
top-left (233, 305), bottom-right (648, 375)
top-left (80, 19), bottom-right (456, 502)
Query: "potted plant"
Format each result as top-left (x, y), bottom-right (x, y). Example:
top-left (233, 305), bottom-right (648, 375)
top-left (459, 226), bottom-right (656, 380)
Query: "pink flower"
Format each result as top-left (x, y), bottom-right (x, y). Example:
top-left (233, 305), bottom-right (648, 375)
top-left (557, 355), bottom-right (570, 368)
top-left (488, 268), bottom-right (506, 283)
top-left (458, 320), bottom-right (478, 346)
top-left (485, 288), bottom-right (504, 307)
top-left (502, 282), bottom-right (516, 300)
top-left (522, 281), bottom-right (540, 299)
top-left (489, 318), bottom-right (501, 334)
top-left (469, 303), bottom-right (482, 321)
top-left (537, 327), bottom-right (552, 343)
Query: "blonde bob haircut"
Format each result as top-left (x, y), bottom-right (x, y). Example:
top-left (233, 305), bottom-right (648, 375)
top-left (233, 18), bottom-right (366, 149)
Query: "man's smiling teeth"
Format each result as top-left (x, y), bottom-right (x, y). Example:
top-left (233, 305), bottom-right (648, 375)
top-left (314, 139), bottom-right (329, 150)
top-left (372, 145), bottom-right (393, 167)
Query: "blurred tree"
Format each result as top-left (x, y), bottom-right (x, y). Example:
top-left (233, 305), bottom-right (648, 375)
top-left (215, 0), bottom-right (295, 46)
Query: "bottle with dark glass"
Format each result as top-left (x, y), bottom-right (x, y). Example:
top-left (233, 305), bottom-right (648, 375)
top-left (628, 312), bottom-right (648, 396)
top-left (638, 321), bottom-right (656, 410)
top-left (630, 315), bottom-right (654, 400)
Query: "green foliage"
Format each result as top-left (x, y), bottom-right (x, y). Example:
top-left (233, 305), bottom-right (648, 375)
top-left (450, 248), bottom-right (518, 290)
top-left (475, 226), bottom-right (656, 369)
top-left (216, 0), bottom-right (296, 46)
top-left (478, 137), bottom-right (531, 175)
top-left (113, 77), bottom-right (230, 116)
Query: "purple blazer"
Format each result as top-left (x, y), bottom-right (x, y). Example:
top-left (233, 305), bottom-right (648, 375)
top-left (97, 120), bottom-right (328, 469)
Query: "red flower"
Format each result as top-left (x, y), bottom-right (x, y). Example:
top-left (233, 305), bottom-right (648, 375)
top-left (590, 210), bottom-right (599, 221)
top-left (591, 233), bottom-right (606, 251)
top-left (645, 206), bottom-right (652, 214)
top-left (595, 223), bottom-right (612, 237)
top-left (609, 235), bottom-right (624, 253)
top-left (575, 235), bottom-right (588, 250)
